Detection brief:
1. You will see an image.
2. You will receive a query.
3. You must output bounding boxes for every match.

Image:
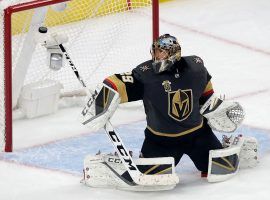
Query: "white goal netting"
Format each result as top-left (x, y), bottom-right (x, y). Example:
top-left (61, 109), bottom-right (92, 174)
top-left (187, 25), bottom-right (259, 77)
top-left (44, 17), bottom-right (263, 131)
top-left (0, 0), bottom-right (155, 151)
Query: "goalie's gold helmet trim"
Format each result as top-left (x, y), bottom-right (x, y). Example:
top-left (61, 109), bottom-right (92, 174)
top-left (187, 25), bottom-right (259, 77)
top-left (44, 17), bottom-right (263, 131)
top-left (151, 34), bottom-right (181, 74)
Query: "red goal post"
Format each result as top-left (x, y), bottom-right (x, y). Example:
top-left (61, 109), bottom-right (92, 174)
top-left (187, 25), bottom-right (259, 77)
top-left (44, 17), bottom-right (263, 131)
top-left (0, 0), bottom-right (159, 152)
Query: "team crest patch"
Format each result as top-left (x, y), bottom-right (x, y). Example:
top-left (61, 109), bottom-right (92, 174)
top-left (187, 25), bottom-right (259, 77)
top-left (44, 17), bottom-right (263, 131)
top-left (168, 89), bottom-right (193, 122)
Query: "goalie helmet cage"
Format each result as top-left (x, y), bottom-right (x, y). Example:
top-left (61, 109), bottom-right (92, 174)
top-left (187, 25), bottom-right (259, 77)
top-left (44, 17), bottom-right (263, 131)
top-left (0, 0), bottom-right (159, 152)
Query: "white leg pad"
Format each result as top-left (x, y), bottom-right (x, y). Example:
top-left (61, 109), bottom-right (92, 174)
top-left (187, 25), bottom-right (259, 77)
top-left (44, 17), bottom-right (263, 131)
top-left (82, 154), bottom-right (179, 191)
top-left (207, 145), bottom-right (241, 183)
top-left (208, 135), bottom-right (259, 183)
top-left (239, 136), bottom-right (259, 168)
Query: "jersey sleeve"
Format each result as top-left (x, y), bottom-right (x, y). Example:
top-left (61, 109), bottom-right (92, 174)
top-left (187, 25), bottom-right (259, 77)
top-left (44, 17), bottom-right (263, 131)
top-left (199, 71), bottom-right (214, 105)
top-left (103, 70), bottom-right (144, 103)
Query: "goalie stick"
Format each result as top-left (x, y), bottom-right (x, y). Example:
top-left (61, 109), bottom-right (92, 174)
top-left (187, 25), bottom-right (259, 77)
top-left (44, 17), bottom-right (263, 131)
top-left (49, 30), bottom-right (179, 187)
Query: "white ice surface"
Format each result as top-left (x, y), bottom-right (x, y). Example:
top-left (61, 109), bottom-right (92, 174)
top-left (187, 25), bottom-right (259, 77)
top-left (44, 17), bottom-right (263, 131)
top-left (1, 0), bottom-right (270, 199)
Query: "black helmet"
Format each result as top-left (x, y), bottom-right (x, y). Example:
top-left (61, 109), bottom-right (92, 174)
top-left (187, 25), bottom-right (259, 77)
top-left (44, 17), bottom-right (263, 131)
top-left (151, 34), bottom-right (181, 73)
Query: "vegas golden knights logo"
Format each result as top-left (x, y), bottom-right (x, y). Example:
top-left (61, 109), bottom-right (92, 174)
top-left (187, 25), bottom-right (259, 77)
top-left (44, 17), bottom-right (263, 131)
top-left (168, 89), bottom-right (193, 122)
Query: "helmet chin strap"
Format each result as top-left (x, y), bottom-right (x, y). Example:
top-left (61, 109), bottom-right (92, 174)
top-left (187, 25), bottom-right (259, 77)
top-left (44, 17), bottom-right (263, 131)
top-left (152, 52), bottom-right (181, 74)
top-left (152, 59), bottom-right (174, 74)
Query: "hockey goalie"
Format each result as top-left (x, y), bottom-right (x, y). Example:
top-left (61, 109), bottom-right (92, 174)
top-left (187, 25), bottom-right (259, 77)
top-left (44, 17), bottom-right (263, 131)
top-left (80, 34), bottom-right (258, 191)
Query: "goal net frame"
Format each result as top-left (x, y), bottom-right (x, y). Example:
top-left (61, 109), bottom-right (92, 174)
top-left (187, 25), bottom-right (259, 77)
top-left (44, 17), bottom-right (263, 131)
top-left (0, 0), bottom-right (159, 152)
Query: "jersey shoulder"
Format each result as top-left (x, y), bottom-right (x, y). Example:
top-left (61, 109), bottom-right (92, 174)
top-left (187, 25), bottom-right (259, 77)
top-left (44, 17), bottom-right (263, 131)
top-left (182, 55), bottom-right (205, 66)
top-left (133, 60), bottom-right (153, 73)
top-left (132, 60), bottom-right (153, 80)
top-left (182, 55), bottom-right (211, 79)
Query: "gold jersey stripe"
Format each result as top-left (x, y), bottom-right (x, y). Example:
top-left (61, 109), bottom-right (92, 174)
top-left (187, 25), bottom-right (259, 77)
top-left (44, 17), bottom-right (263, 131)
top-left (203, 81), bottom-right (213, 94)
top-left (106, 75), bottom-right (128, 103)
top-left (147, 120), bottom-right (203, 137)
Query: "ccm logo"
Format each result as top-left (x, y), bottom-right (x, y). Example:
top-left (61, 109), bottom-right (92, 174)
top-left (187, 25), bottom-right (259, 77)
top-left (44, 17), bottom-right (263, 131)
top-left (81, 91), bottom-right (98, 116)
top-left (108, 131), bottom-right (136, 170)
top-left (108, 157), bottom-right (122, 163)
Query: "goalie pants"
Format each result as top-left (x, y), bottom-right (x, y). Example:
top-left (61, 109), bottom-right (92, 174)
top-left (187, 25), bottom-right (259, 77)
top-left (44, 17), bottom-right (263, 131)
top-left (141, 119), bottom-right (222, 173)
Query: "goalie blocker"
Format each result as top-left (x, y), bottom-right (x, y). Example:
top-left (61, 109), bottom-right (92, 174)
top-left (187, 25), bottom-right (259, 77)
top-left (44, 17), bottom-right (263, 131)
top-left (80, 83), bottom-right (121, 131)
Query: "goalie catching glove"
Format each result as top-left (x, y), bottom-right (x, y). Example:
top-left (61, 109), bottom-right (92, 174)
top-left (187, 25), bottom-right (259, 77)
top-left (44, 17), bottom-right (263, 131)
top-left (200, 94), bottom-right (245, 132)
top-left (80, 83), bottom-right (120, 131)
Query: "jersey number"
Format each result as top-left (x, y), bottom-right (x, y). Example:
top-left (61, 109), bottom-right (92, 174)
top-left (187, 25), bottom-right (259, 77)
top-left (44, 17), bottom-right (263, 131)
top-left (120, 72), bottom-right (134, 83)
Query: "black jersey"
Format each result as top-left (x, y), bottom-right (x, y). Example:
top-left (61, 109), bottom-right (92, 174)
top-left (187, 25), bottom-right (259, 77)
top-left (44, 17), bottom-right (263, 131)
top-left (104, 56), bottom-right (213, 138)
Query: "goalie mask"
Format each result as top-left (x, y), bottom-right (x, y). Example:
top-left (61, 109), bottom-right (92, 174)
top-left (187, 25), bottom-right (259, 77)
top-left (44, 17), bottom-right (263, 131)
top-left (151, 34), bottom-right (181, 74)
